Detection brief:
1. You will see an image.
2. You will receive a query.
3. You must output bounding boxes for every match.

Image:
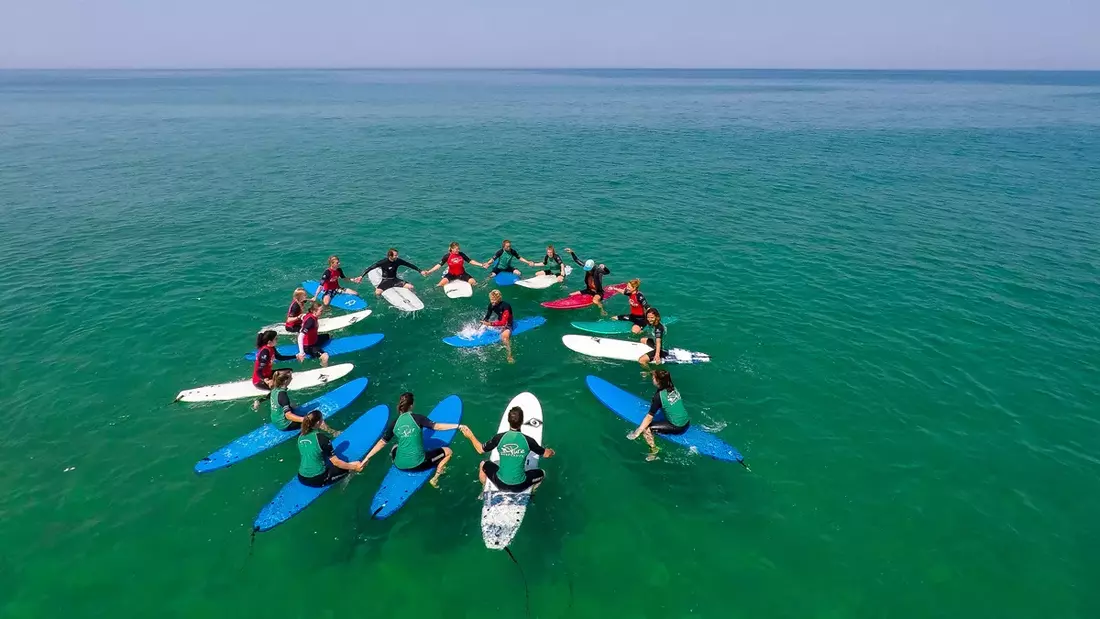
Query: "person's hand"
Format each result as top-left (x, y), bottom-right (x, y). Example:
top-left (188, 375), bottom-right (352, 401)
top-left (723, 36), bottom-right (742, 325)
top-left (564, 248), bottom-right (572, 254)
top-left (653, 357), bottom-right (663, 365)
top-left (481, 320), bottom-right (490, 326)
top-left (354, 461), bottom-right (365, 472)
top-left (421, 270), bottom-right (429, 277)
top-left (296, 352), bottom-right (306, 362)
top-left (332, 430), bottom-right (342, 438)
top-left (352, 276), bottom-right (362, 284)
top-left (626, 430), bottom-right (639, 440)
top-left (544, 448), bottom-right (556, 458)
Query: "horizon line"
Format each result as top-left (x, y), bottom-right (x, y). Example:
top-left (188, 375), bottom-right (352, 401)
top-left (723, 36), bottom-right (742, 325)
top-left (2, 66), bottom-right (1099, 73)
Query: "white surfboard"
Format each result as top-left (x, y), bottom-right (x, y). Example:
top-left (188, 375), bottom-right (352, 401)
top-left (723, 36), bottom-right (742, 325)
top-left (444, 280), bottom-right (474, 299)
top-left (481, 392), bottom-right (544, 550)
top-left (561, 335), bottom-right (711, 364)
top-left (259, 309), bottom-right (372, 337)
top-left (515, 274), bottom-right (561, 290)
top-left (174, 363), bottom-right (355, 403)
top-left (367, 269), bottom-right (425, 311)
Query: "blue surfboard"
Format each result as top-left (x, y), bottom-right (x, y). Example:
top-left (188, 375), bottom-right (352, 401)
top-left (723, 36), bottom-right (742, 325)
top-left (244, 333), bottom-right (384, 361)
top-left (585, 375), bottom-right (745, 464)
top-left (194, 378), bottom-right (368, 474)
top-left (303, 280), bottom-right (368, 311)
top-left (493, 272), bottom-right (520, 286)
top-left (253, 404), bottom-right (389, 532)
top-left (368, 395), bottom-right (463, 519)
top-left (442, 316), bottom-right (546, 348)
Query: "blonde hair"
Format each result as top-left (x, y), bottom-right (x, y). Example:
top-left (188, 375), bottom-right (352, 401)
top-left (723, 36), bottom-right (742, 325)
top-left (292, 287), bottom-right (307, 301)
top-left (490, 289), bottom-right (502, 302)
top-left (629, 278), bottom-right (641, 290)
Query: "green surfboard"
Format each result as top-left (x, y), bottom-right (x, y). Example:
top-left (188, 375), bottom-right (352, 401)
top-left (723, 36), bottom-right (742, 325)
top-left (570, 316), bottom-right (679, 335)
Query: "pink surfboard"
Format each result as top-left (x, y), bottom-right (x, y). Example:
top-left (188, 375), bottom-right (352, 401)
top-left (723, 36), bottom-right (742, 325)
top-left (540, 283), bottom-right (628, 309)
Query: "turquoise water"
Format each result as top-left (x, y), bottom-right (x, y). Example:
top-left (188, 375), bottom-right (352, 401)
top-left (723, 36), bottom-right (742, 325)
top-left (2, 69), bottom-right (1099, 619)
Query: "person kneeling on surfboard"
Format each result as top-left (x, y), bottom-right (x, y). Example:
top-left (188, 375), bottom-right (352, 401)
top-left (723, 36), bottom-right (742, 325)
top-left (627, 369), bottom-right (690, 461)
top-left (362, 393), bottom-right (467, 488)
top-left (297, 410), bottom-right (363, 488)
top-left (461, 406), bottom-right (555, 493)
top-left (536, 244), bottom-right (566, 282)
top-left (312, 255), bottom-right (360, 314)
top-left (612, 279), bottom-right (650, 334)
top-left (482, 289), bottom-right (516, 363)
top-left (362, 248), bottom-right (421, 296)
top-left (565, 247), bottom-right (611, 312)
top-left (297, 303), bottom-right (331, 367)
top-left (284, 288), bottom-right (309, 333)
top-left (638, 308), bottom-right (669, 369)
top-left (252, 330), bottom-right (296, 410)
top-left (422, 242), bottom-right (486, 287)
top-left (485, 239), bottom-right (537, 277)
top-left (270, 372), bottom-right (340, 435)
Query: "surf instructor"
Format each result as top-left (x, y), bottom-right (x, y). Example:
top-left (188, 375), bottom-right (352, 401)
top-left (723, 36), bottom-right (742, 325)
top-left (627, 369), bottom-right (690, 461)
top-left (422, 242), bottom-right (487, 288)
top-left (461, 406), bottom-right (554, 494)
top-left (362, 248), bottom-right (421, 296)
top-left (564, 247), bottom-right (611, 312)
top-left (362, 392), bottom-right (470, 488)
top-left (638, 307), bottom-right (668, 369)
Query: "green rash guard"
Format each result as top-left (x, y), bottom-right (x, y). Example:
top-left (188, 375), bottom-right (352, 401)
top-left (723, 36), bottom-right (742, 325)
top-left (495, 248), bottom-right (519, 271)
top-left (495, 430), bottom-right (530, 485)
top-left (270, 388), bottom-right (292, 430)
top-left (659, 388), bottom-right (690, 427)
top-left (391, 412), bottom-right (427, 470)
top-left (297, 430), bottom-right (326, 477)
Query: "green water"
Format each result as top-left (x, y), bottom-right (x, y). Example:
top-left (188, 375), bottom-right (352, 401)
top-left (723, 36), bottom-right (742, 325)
top-left (2, 70), bottom-right (1099, 619)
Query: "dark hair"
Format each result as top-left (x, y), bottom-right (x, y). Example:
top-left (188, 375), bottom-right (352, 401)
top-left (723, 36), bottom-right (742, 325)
top-left (449, 242), bottom-right (459, 250)
top-left (300, 410), bottom-right (323, 435)
top-left (503, 239), bottom-right (511, 246)
top-left (507, 406), bottom-right (524, 429)
top-left (256, 330), bottom-right (278, 348)
top-left (398, 392), bottom-right (415, 413)
top-left (388, 248), bottom-right (398, 259)
top-left (646, 307), bottom-right (661, 321)
top-left (653, 369), bottom-right (674, 391)
top-left (274, 371), bottom-right (292, 388)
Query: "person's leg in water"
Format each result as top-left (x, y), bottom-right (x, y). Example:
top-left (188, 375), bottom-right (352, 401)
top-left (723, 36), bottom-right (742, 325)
top-left (478, 460), bottom-right (488, 486)
top-left (641, 429), bottom-right (659, 461)
top-left (429, 446), bottom-right (454, 488)
top-left (501, 328), bottom-right (514, 363)
top-left (528, 469), bottom-right (547, 493)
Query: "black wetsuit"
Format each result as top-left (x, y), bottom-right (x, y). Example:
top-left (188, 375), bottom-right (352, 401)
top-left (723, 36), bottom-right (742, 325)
top-left (539, 253), bottom-right (565, 276)
top-left (569, 251), bottom-right (610, 296)
top-left (364, 257), bottom-right (421, 291)
top-left (481, 431), bottom-right (547, 491)
top-left (643, 322), bottom-right (669, 360)
top-left (483, 300), bottom-right (515, 330)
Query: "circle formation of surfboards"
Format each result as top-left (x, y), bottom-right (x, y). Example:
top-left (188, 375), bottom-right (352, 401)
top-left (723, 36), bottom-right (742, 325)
top-left (367, 269), bottom-right (425, 312)
top-left (481, 392), bottom-right (544, 550)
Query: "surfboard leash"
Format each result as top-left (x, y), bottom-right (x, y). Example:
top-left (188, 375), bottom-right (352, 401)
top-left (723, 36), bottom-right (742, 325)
top-left (504, 546), bottom-right (531, 619)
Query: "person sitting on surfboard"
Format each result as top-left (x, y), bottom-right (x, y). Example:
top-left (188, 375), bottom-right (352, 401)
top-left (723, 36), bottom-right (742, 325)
top-left (482, 289), bottom-right (516, 363)
top-left (485, 239), bottom-right (537, 277)
top-left (296, 303), bottom-right (331, 367)
top-left (460, 406), bottom-right (555, 493)
top-left (362, 393), bottom-right (469, 488)
top-left (284, 288), bottom-right (309, 333)
top-left (270, 372), bottom-right (339, 434)
top-left (361, 248), bottom-right (421, 296)
top-left (564, 247), bottom-right (611, 312)
top-left (252, 330), bottom-right (296, 410)
top-left (638, 307), bottom-right (669, 369)
top-left (422, 242), bottom-right (487, 288)
top-left (627, 369), bottom-right (690, 460)
top-left (611, 279), bottom-right (650, 334)
top-left (297, 410), bottom-right (363, 488)
top-left (535, 244), bottom-right (566, 282)
top-left (312, 255), bottom-right (359, 313)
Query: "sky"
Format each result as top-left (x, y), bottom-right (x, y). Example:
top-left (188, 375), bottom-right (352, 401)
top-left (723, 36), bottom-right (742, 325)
top-left (1, 0), bottom-right (1098, 70)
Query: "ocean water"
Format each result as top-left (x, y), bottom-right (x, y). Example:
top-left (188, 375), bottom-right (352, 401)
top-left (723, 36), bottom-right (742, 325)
top-left (1, 69), bottom-right (1099, 619)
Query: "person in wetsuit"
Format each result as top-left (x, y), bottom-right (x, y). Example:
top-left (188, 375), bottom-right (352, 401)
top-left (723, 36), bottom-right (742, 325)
top-left (283, 288), bottom-right (309, 333)
top-left (627, 369), bottom-right (690, 461)
top-left (485, 239), bottom-right (537, 277)
top-left (564, 247), bottom-right (611, 311)
top-left (460, 405), bottom-right (555, 494)
top-left (422, 242), bottom-right (487, 287)
top-left (362, 393), bottom-right (469, 488)
top-left (312, 255), bottom-right (360, 313)
top-left (482, 289), bottom-right (516, 363)
top-left (361, 248), bottom-right (421, 296)
top-left (252, 330), bottom-right (296, 409)
top-left (297, 302), bottom-right (331, 367)
top-left (269, 372), bottom-right (339, 434)
top-left (638, 307), bottom-right (669, 369)
top-left (297, 410), bottom-right (363, 488)
top-left (612, 278), bottom-right (650, 334)
top-left (536, 244), bottom-right (566, 282)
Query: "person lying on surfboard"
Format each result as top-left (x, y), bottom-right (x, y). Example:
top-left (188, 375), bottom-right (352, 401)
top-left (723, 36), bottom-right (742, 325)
top-left (611, 278), bottom-right (650, 334)
top-left (627, 369), bottom-right (690, 461)
top-left (638, 308), bottom-right (669, 369)
top-left (269, 372), bottom-right (339, 435)
top-left (362, 392), bottom-right (470, 488)
top-left (535, 244), bottom-right (566, 282)
top-left (484, 239), bottom-right (538, 277)
top-left (296, 302), bottom-right (331, 367)
top-left (482, 289), bottom-right (516, 363)
top-left (283, 288), bottom-right (309, 333)
top-left (361, 248), bottom-right (421, 296)
top-left (564, 247), bottom-right (611, 312)
top-left (422, 242), bottom-right (487, 288)
top-left (312, 255), bottom-right (359, 313)
top-left (460, 405), bottom-right (555, 494)
top-left (297, 410), bottom-right (363, 488)
top-left (252, 330), bottom-right (296, 410)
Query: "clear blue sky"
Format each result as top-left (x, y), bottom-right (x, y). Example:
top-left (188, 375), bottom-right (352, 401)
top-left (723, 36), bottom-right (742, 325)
top-left (2, 0), bottom-right (1097, 69)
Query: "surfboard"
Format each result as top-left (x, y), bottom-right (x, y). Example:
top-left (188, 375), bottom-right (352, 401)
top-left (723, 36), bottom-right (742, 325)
top-left (561, 335), bottom-right (710, 364)
top-left (243, 333), bottom-right (384, 361)
top-left (368, 395), bottom-right (462, 520)
top-left (442, 316), bottom-right (546, 348)
top-left (481, 392), bottom-right (545, 550)
top-left (253, 404), bottom-right (390, 532)
top-left (193, 377), bottom-right (368, 474)
top-left (515, 274), bottom-right (560, 290)
top-left (302, 280), bottom-right (368, 311)
top-left (258, 309), bottom-right (372, 337)
top-left (570, 316), bottom-right (679, 335)
top-left (493, 272), bottom-right (520, 286)
top-left (585, 376), bottom-right (744, 463)
top-left (367, 269), bottom-right (425, 312)
top-left (444, 280), bottom-right (474, 299)
top-left (175, 363), bottom-right (355, 403)
top-left (541, 283), bottom-right (627, 309)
